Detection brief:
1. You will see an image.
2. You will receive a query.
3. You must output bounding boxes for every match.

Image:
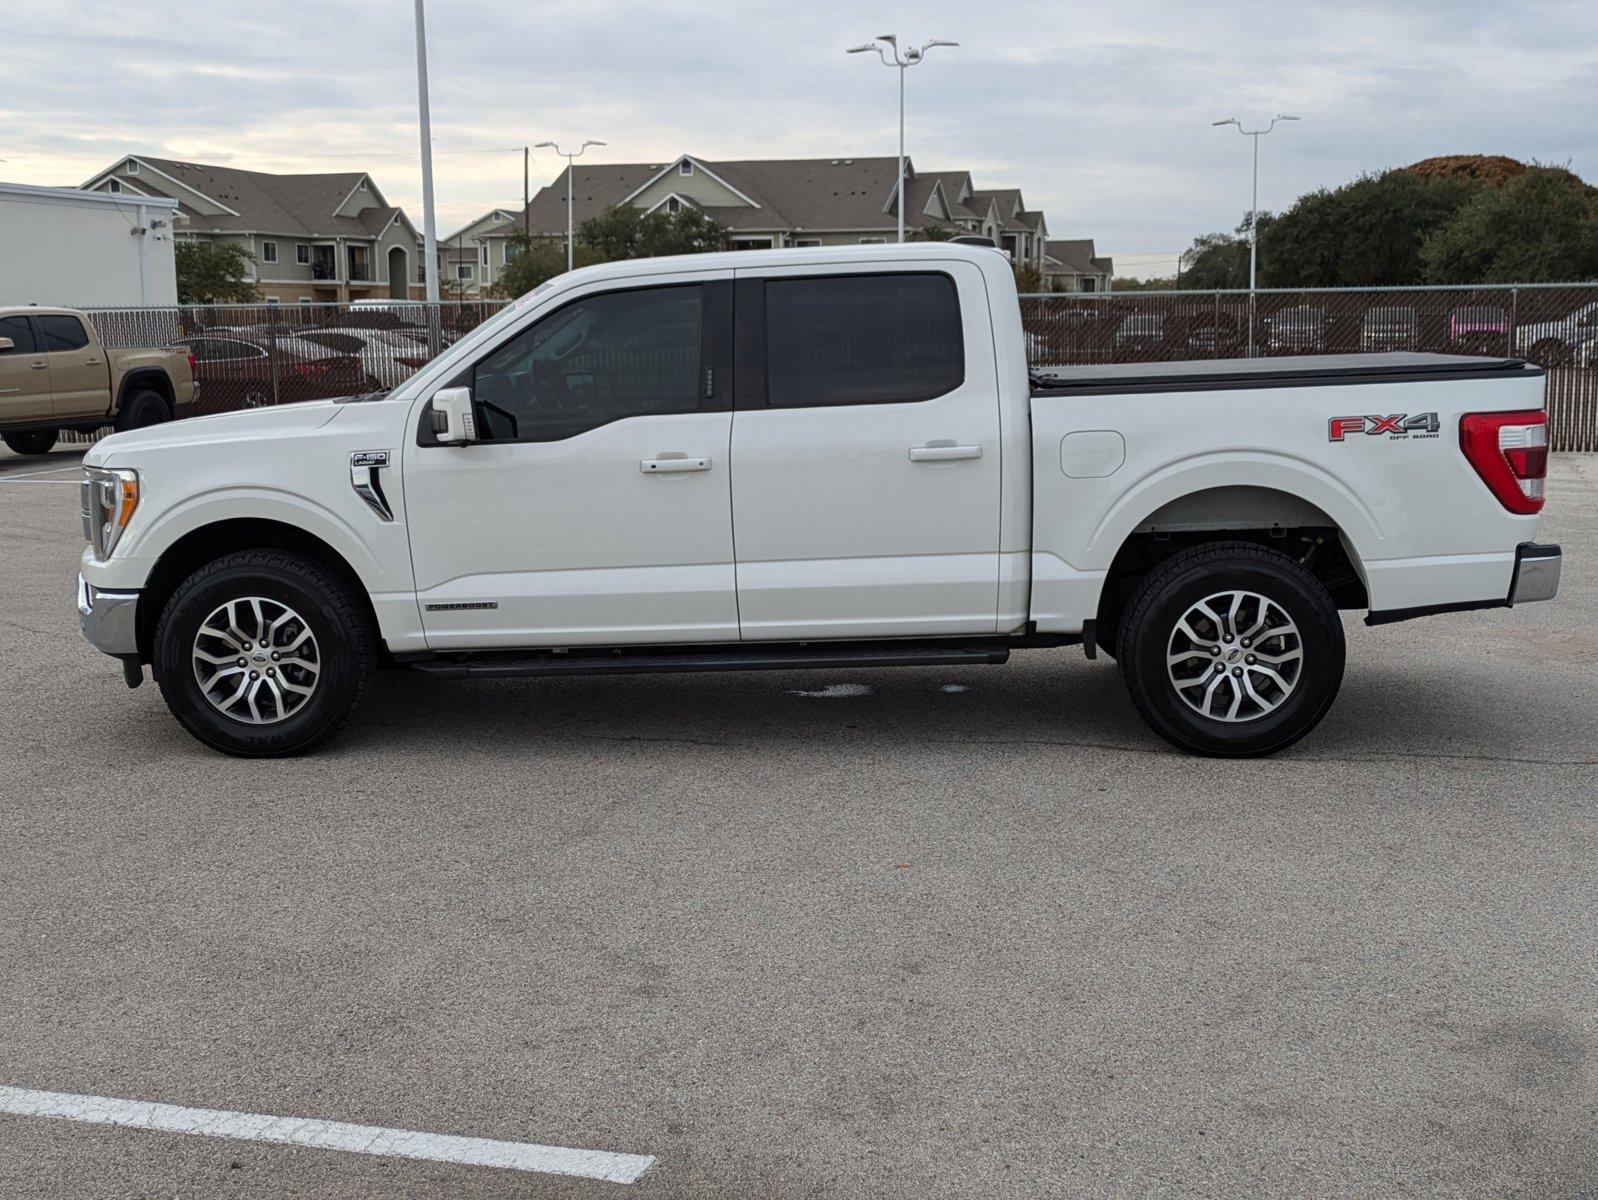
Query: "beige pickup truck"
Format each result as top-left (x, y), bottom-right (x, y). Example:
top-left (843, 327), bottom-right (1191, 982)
top-left (0, 307), bottom-right (196, 455)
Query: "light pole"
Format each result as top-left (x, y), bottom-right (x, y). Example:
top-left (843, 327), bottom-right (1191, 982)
top-left (535, 139), bottom-right (606, 271)
top-left (848, 35), bottom-right (958, 243)
top-left (412, 0), bottom-right (439, 305)
top-left (1213, 114), bottom-right (1299, 355)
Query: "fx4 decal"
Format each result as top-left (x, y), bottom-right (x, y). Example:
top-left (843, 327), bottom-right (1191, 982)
top-left (1328, 413), bottom-right (1440, 442)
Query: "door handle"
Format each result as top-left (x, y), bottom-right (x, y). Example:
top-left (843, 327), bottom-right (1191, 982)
top-left (909, 442), bottom-right (982, 462)
top-left (640, 454), bottom-right (711, 474)
top-left (84, 358), bottom-right (103, 366)
top-left (29, 362), bottom-right (47, 370)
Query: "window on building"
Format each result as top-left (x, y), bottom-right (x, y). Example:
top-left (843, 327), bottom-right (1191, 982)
top-left (858, 237), bottom-right (888, 245)
top-left (679, 160), bottom-right (694, 176)
top-left (794, 239), bottom-right (822, 248)
top-left (358, 179), bottom-right (369, 192)
top-left (38, 315), bottom-right (90, 352)
top-left (265, 297), bottom-right (280, 306)
top-left (299, 297), bottom-right (312, 305)
top-left (126, 159), bottom-right (140, 175)
top-left (458, 264), bottom-right (475, 281)
top-left (261, 241), bottom-right (278, 264)
top-left (493, 212), bottom-right (504, 222)
top-left (470, 284), bottom-right (705, 443)
top-left (296, 244), bottom-right (310, 265)
top-left (107, 179), bottom-right (121, 193)
top-left (667, 197), bottom-right (681, 215)
top-left (763, 273), bottom-right (964, 408)
top-left (480, 244), bottom-right (489, 266)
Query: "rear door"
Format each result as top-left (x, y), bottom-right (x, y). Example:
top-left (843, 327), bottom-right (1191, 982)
top-left (729, 261), bottom-right (1003, 640)
top-left (38, 314), bottom-right (108, 419)
top-left (0, 315), bottom-right (53, 423)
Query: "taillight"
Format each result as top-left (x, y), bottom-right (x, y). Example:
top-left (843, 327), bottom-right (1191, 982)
top-left (1460, 410), bottom-right (1547, 514)
top-left (187, 352), bottom-right (197, 376)
top-left (293, 360), bottom-right (331, 378)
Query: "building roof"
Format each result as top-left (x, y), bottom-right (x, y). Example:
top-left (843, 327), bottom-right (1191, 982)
top-left (83, 156), bottom-right (415, 240)
top-left (1044, 238), bottom-right (1114, 277)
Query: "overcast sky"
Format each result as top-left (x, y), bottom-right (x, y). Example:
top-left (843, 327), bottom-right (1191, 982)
top-left (9, 0), bottom-right (1597, 276)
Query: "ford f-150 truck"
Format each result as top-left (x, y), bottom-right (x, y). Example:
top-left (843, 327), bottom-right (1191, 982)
top-left (75, 245), bottom-right (1562, 757)
top-left (0, 307), bottom-right (195, 455)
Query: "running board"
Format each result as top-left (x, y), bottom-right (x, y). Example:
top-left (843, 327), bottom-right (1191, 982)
top-left (410, 643), bottom-right (1010, 680)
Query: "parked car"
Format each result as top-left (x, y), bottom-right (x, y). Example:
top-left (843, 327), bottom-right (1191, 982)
top-left (179, 331), bottom-right (368, 411)
top-left (1266, 305), bottom-right (1326, 354)
top-left (340, 299), bottom-right (429, 331)
top-left (297, 329), bottom-right (436, 389)
top-left (1111, 312), bottom-right (1166, 360)
top-left (1442, 306), bottom-right (1510, 355)
top-left (78, 245), bottom-right (1561, 760)
top-left (0, 307), bottom-right (195, 455)
top-left (1514, 299), bottom-right (1598, 366)
top-left (1361, 306), bottom-right (1418, 352)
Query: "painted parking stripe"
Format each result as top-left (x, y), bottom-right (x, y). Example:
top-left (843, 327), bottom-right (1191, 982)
top-left (0, 478), bottom-right (78, 485)
top-left (0, 463), bottom-right (82, 481)
top-left (0, 1086), bottom-right (656, 1184)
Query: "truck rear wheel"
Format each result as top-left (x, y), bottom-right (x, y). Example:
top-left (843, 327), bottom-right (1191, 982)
top-left (154, 550), bottom-right (374, 757)
top-left (2, 430), bottom-right (58, 455)
top-left (1115, 542), bottom-right (1345, 757)
top-left (115, 389), bottom-right (172, 432)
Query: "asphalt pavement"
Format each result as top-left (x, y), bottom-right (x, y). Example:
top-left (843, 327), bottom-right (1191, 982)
top-left (1, 445), bottom-right (1594, 1198)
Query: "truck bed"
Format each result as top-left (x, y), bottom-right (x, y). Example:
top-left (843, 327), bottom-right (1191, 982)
top-left (1030, 352), bottom-right (1538, 396)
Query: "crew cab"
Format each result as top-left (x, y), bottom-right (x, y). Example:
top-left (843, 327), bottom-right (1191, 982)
top-left (75, 245), bottom-right (1561, 757)
top-left (0, 307), bottom-right (195, 455)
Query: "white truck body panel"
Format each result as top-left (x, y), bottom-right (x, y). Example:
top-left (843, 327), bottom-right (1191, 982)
top-left (80, 244), bottom-right (1553, 660)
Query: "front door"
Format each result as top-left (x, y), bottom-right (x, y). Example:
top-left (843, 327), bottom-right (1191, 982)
top-left (405, 274), bottom-right (738, 649)
top-left (729, 262), bottom-right (1003, 640)
top-left (38, 313), bottom-right (107, 420)
top-left (0, 315), bottom-right (53, 423)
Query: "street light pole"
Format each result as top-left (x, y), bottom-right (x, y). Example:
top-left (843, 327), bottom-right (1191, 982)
top-left (534, 139), bottom-right (606, 272)
top-left (848, 35), bottom-right (958, 243)
top-left (412, 0), bottom-right (439, 305)
top-left (1213, 114), bottom-right (1299, 355)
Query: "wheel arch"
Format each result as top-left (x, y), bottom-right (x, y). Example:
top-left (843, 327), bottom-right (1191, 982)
top-left (1094, 483), bottom-right (1372, 641)
top-left (136, 517), bottom-right (382, 665)
top-left (117, 368), bottom-right (174, 411)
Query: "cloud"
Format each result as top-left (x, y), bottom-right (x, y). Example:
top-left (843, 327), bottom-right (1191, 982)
top-left (7, 0), bottom-right (1596, 273)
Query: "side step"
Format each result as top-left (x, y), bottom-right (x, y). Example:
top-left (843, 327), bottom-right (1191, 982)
top-left (410, 642), bottom-right (1010, 680)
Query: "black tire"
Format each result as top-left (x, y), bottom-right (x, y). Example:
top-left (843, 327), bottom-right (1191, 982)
top-left (154, 550), bottom-right (374, 757)
top-left (2, 429), bottom-right (59, 455)
top-left (1115, 541), bottom-right (1345, 757)
top-left (115, 388), bottom-right (172, 432)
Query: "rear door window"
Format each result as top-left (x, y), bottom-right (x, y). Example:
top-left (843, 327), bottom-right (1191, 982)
top-left (761, 273), bottom-right (963, 407)
top-left (38, 315), bottom-right (90, 352)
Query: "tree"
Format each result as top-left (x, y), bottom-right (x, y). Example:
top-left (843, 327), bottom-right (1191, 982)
top-left (577, 204), bottom-right (730, 261)
top-left (1420, 167), bottom-right (1598, 284)
top-left (909, 226), bottom-right (956, 242)
top-left (1012, 262), bottom-right (1045, 293)
top-left (175, 241), bottom-right (260, 303)
top-left (1174, 227), bottom-right (1254, 290)
top-left (1259, 171), bottom-right (1479, 287)
top-left (489, 235), bottom-right (602, 298)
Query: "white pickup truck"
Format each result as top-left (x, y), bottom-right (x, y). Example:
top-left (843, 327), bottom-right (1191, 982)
top-left (76, 244), bottom-right (1561, 758)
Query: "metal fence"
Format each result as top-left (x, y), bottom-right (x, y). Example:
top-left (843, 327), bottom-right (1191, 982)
top-left (1019, 282), bottom-right (1598, 451)
top-left (71, 284), bottom-right (1598, 452)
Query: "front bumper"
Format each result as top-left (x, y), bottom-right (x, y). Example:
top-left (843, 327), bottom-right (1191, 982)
top-left (1509, 542), bottom-right (1562, 604)
top-left (77, 573), bottom-right (140, 657)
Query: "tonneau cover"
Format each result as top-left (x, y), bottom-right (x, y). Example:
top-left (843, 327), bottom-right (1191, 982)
top-left (1032, 352), bottom-right (1539, 396)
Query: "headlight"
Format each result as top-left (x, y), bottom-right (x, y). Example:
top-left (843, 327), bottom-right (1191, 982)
top-left (81, 467), bottom-right (139, 561)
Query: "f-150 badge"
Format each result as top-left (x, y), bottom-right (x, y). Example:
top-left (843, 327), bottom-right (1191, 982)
top-left (1328, 413), bottom-right (1440, 441)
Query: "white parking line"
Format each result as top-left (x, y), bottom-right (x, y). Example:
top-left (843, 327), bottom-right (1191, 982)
top-left (0, 478), bottom-right (77, 485)
top-left (0, 1086), bottom-right (656, 1184)
top-left (0, 463), bottom-right (82, 481)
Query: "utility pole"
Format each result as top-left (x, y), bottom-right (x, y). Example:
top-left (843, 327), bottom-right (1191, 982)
top-left (1212, 114), bottom-right (1300, 356)
top-left (535, 140), bottom-right (606, 272)
top-left (412, 0), bottom-right (439, 305)
top-left (523, 146), bottom-right (530, 241)
top-left (848, 35), bottom-right (958, 243)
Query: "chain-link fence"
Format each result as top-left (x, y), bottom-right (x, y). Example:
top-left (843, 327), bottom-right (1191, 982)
top-left (1020, 283), bottom-right (1598, 451)
top-left (66, 285), bottom-right (1598, 452)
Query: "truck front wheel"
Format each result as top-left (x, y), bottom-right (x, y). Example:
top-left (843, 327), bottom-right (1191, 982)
top-left (1115, 542), bottom-right (1345, 756)
top-left (154, 550), bottom-right (374, 757)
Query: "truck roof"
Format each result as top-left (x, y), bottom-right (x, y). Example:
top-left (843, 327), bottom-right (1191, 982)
top-left (1031, 352), bottom-right (1540, 395)
top-left (548, 240), bottom-right (1007, 286)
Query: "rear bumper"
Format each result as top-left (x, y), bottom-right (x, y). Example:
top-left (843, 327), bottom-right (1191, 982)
top-left (1365, 542), bottom-right (1561, 625)
top-left (77, 573), bottom-right (140, 657)
top-left (1509, 542), bottom-right (1561, 604)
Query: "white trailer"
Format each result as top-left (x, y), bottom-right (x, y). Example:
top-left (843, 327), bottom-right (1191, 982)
top-left (0, 181), bottom-right (179, 308)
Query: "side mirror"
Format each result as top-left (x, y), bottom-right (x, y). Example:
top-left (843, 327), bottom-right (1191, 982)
top-left (429, 386), bottom-right (477, 445)
top-left (0, 337), bottom-right (13, 352)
